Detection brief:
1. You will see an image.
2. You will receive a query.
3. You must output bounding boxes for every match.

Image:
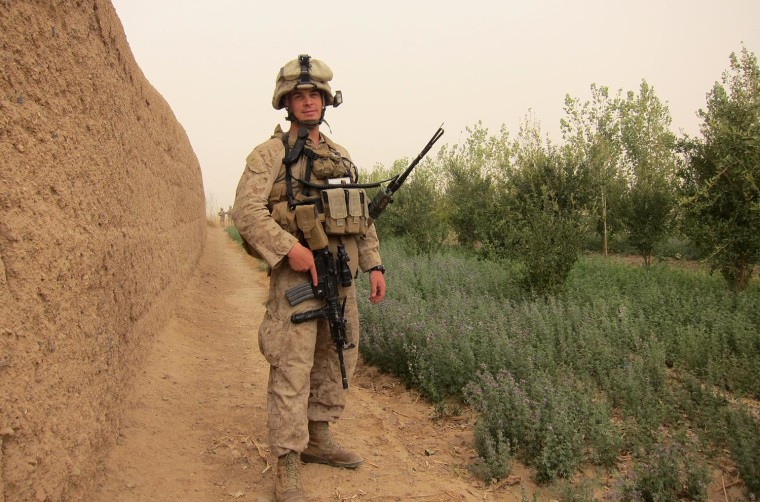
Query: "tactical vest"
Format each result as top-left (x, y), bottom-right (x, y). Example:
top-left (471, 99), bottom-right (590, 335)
top-left (268, 130), bottom-right (371, 251)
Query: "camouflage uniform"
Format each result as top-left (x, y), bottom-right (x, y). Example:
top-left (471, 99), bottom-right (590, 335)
top-left (232, 126), bottom-right (382, 458)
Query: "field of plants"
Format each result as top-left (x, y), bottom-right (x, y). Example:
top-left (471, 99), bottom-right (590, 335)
top-left (355, 238), bottom-right (759, 500)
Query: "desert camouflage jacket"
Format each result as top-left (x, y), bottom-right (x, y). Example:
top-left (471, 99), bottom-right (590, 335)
top-left (231, 126), bottom-right (382, 274)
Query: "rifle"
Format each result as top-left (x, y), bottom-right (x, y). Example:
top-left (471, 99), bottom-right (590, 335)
top-left (368, 124), bottom-right (445, 220)
top-left (286, 125), bottom-right (445, 389)
top-left (288, 245), bottom-right (354, 389)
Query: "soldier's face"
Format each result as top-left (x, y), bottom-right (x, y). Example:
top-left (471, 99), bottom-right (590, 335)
top-left (287, 89), bottom-right (323, 123)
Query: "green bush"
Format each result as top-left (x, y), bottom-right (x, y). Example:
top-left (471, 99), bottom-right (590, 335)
top-left (470, 426), bottom-right (512, 482)
top-left (439, 122), bottom-right (510, 249)
top-left (225, 225), bottom-right (243, 246)
top-left (554, 479), bottom-right (598, 502)
top-left (370, 162), bottom-right (449, 255)
top-left (619, 431), bottom-right (709, 502)
top-left (725, 406), bottom-right (760, 498)
top-left (509, 199), bottom-right (586, 295)
top-left (463, 370), bottom-right (615, 483)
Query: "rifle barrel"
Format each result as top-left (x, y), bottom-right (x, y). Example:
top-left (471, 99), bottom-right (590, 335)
top-left (391, 126), bottom-right (445, 191)
top-left (368, 125), bottom-right (444, 221)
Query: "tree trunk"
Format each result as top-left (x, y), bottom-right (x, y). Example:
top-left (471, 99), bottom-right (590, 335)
top-left (602, 188), bottom-right (608, 257)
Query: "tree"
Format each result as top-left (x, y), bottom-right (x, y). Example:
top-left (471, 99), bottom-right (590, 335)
top-left (378, 159), bottom-right (449, 255)
top-left (679, 46), bottom-right (760, 291)
top-left (441, 122), bottom-right (511, 249)
top-left (618, 80), bottom-right (679, 266)
top-left (560, 84), bottom-right (626, 255)
top-left (506, 116), bottom-right (589, 294)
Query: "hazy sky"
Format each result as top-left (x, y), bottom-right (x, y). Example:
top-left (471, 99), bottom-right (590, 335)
top-left (111, 0), bottom-right (760, 211)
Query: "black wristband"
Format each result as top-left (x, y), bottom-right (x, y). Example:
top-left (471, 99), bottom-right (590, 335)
top-left (367, 265), bottom-right (385, 274)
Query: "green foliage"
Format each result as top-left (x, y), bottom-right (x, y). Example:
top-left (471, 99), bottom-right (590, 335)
top-left (554, 479), bottom-right (598, 502)
top-left (605, 343), bottom-right (673, 441)
top-left (377, 162), bottom-right (449, 255)
top-left (677, 383), bottom-right (760, 498)
top-left (724, 406), bottom-right (760, 497)
top-left (679, 46), bottom-right (760, 291)
top-left (358, 238), bottom-right (523, 397)
top-left (470, 426), bottom-right (512, 482)
top-left (225, 225), bottom-right (243, 246)
top-left (357, 239), bottom-right (760, 489)
top-left (620, 181), bottom-right (675, 265)
top-left (618, 80), bottom-right (679, 266)
top-left (440, 121), bottom-right (510, 248)
top-left (653, 234), bottom-right (704, 261)
top-left (439, 118), bottom-right (590, 294)
top-left (507, 194), bottom-right (585, 295)
top-left (620, 431), bottom-right (709, 502)
top-left (360, 160), bottom-right (401, 240)
top-left (561, 81), bottom-right (686, 266)
top-left (463, 369), bottom-right (615, 483)
top-left (505, 118), bottom-right (589, 294)
top-left (561, 84), bottom-right (628, 249)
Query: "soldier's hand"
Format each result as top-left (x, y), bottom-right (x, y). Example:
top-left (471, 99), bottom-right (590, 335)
top-left (369, 270), bottom-right (386, 304)
top-left (287, 242), bottom-right (318, 286)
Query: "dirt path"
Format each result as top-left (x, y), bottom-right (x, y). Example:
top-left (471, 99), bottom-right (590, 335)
top-left (92, 229), bottom-right (539, 502)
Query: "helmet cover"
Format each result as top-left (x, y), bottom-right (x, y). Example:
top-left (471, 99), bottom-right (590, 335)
top-left (272, 55), bottom-right (335, 110)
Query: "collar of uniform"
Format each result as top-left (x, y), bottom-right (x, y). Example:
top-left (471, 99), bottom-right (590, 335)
top-left (285, 129), bottom-right (325, 148)
top-left (306, 134), bottom-right (326, 147)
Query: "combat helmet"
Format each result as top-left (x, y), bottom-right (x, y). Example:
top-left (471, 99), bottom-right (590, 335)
top-left (272, 54), bottom-right (342, 124)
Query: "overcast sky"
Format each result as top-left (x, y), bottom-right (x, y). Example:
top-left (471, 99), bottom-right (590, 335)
top-left (111, 0), bottom-right (760, 211)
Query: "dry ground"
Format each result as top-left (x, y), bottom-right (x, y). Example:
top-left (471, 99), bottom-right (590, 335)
top-left (90, 228), bottom-right (545, 502)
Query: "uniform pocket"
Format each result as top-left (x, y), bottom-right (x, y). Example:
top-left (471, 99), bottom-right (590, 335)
top-left (346, 189), bottom-right (368, 234)
top-left (322, 188), bottom-right (369, 236)
top-left (270, 201), bottom-right (298, 234)
top-left (295, 204), bottom-right (329, 250)
top-left (258, 311), bottom-right (288, 366)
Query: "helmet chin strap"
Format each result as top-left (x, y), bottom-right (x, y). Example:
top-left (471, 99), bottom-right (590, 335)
top-left (286, 105), bottom-right (327, 128)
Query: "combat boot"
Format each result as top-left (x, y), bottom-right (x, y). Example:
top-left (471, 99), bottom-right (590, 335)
top-left (300, 421), bottom-right (363, 469)
top-left (274, 451), bottom-right (305, 502)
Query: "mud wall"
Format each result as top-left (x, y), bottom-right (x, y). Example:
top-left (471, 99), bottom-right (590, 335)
top-left (0, 1), bottom-right (207, 500)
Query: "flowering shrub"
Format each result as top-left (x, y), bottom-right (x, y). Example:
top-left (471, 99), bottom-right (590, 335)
top-left (356, 237), bottom-right (760, 495)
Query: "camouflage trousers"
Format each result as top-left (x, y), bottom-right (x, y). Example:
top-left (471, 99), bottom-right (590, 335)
top-left (259, 260), bottom-right (359, 458)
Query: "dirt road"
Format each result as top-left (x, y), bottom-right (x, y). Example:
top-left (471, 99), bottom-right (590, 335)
top-left (92, 228), bottom-right (537, 501)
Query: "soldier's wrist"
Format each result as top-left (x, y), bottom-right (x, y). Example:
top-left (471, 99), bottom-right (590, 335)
top-left (367, 265), bottom-right (385, 274)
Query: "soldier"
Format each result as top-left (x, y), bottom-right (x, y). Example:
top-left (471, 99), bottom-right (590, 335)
top-left (231, 54), bottom-right (386, 501)
top-left (218, 207), bottom-right (226, 227)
